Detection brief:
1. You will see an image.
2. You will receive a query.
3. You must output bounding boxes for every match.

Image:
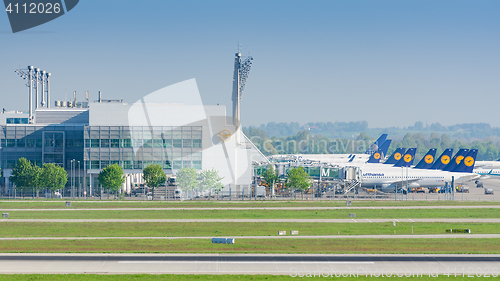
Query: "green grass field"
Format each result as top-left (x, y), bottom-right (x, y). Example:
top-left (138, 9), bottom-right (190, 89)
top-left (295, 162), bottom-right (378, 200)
top-left (1, 200), bottom-right (499, 209)
top-left (0, 222), bottom-right (496, 237)
top-left (0, 238), bottom-right (498, 254)
top-left (1, 200), bottom-right (499, 256)
top-left (0, 275), bottom-right (487, 281)
top-left (1, 208), bottom-right (499, 219)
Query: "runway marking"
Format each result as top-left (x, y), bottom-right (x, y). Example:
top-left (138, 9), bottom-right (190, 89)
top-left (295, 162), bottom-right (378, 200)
top-left (118, 261), bottom-right (375, 264)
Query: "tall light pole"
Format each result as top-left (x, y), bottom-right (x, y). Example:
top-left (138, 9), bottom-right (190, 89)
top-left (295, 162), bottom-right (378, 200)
top-left (231, 48), bottom-right (253, 144)
top-left (71, 159), bottom-right (75, 199)
top-left (78, 161), bottom-right (81, 198)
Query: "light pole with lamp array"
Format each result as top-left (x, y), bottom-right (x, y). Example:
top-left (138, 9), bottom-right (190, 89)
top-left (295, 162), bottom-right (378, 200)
top-left (77, 161), bottom-right (81, 198)
top-left (70, 159), bottom-right (75, 199)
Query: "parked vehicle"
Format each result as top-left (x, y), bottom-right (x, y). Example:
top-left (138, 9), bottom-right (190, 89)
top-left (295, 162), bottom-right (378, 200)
top-left (131, 186), bottom-right (151, 197)
top-left (485, 188), bottom-right (494, 195)
top-left (429, 187), bottom-right (441, 193)
top-left (409, 187), bottom-right (425, 193)
top-left (455, 185), bottom-right (469, 193)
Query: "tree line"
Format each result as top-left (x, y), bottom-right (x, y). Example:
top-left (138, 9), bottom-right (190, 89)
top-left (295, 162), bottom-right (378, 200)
top-left (10, 158), bottom-right (225, 200)
top-left (243, 128), bottom-right (500, 161)
top-left (96, 164), bottom-right (225, 199)
top-left (175, 167), bottom-right (224, 198)
top-left (244, 121), bottom-right (500, 140)
top-left (10, 158), bottom-right (67, 198)
top-left (261, 165), bottom-right (312, 200)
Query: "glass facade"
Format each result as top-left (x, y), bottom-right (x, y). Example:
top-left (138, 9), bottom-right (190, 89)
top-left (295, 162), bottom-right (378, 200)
top-left (0, 125), bottom-right (84, 170)
top-left (0, 124), bottom-right (203, 173)
top-left (84, 126), bottom-right (202, 171)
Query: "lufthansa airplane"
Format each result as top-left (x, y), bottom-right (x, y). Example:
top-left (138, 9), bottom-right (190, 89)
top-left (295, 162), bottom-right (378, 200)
top-left (360, 149), bottom-right (480, 193)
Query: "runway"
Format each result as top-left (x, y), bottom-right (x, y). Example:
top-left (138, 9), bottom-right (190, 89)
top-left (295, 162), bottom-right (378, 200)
top-left (0, 254), bottom-right (498, 275)
top-left (2, 218), bottom-right (500, 223)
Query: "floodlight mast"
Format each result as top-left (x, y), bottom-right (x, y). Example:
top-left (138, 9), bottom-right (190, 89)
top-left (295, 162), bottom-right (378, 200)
top-left (231, 49), bottom-right (253, 144)
top-left (15, 66), bottom-right (51, 123)
top-left (15, 66), bottom-right (35, 123)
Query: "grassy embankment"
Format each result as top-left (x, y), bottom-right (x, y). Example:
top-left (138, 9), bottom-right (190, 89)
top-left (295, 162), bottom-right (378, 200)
top-left (1, 200), bottom-right (499, 209)
top-left (1, 208), bottom-right (499, 219)
top-left (0, 238), bottom-right (499, 254)
top-left (0, 222), bottom-right (497, 237)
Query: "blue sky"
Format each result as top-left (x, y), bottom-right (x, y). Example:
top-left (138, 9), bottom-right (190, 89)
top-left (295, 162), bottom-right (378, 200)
top-left (1, 0), bottom-right (499, 128)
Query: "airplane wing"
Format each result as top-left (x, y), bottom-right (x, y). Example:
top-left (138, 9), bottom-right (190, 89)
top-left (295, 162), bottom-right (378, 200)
top-left (386, 178), bottom-right (422, 187)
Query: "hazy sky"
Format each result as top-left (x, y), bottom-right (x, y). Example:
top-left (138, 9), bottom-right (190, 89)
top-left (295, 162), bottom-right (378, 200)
top-left (1, 0), bottom-right (499, 128)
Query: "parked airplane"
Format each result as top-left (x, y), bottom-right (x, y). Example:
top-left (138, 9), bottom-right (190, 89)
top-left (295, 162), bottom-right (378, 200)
top-left (393, 148), bottom-right (416, 167)
top-left (442, 149), bottom-right (469, 172)
top-left (474, 168), bottom-right (500, 179)
top-left (429, 149), bottom-right (454, 170)
top-left (366, 140), bottom-right (392, 163)
top-left (383, 148), bottom-right (406, 165)
top-left (277, 135), bottom-right (391, 164)
top-left (360, 149), bottom-right (479, 193)
top-left (365, 134), bottom-right (388, 154)
top-left (474, 158), bottom-right (500, 169)
top-left (414, 149), bottom-right (437, 169)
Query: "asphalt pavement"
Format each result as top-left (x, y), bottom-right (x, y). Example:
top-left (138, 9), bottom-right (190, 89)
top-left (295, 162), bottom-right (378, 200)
top-left (0, 254), bottom-right (499, 275)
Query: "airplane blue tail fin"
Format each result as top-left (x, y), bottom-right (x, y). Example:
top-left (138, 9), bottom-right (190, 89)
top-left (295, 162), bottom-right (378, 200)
top-left (430, 149), bottom-right (453, 170)
top-left (365, 134), bottom-right (388, 155)
top-left (442, 149), bottom-right (469, 171)
top-left (379, 139), bottom-right (391, 157)
top-left (384, 148), bottom-right (406, 165)
top-left (451, 149), bottom-right (478, 173)
top-left (414, 149), bottom-right (437, 169)
top-left (394, 148), bottom-right (416, 167)
top-left (366, 140), bottom-right (392, 163)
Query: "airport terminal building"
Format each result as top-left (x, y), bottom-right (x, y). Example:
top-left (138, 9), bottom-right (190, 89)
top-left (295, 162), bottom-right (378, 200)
top-left (0, 78), bottom-right (267, 196)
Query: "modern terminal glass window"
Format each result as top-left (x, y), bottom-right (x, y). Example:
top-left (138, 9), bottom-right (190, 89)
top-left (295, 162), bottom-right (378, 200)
top-left (193, 139), bottom-right (201, 148)
top-left (91, 139), bottom-right (99, 147)
top-left (16, 139), bottom-right (25, 147)
top-left (173, 139), bottom-right (182, 148)
top-left (100, 139), bottom-right (109, 148)
top-left (111, 139), bottom-right (119, 148)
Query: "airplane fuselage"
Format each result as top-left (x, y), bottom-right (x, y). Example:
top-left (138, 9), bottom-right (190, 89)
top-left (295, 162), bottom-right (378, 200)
top-left (360, 165), bottom-right (479, 192)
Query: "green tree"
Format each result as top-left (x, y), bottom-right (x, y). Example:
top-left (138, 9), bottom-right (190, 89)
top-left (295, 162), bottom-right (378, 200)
top-left (39, 163), bottom-right (68, 197)
top-left (176, 167), bottom-right (199, 194)
top-left (262, 165), bottom-right (278, 198)
top-left (143, 164), bottom-right (166, 194)
top-left (199, 168), bottom-right (224, 200)
top-left (27, 165), bottom-right (42, 198)
top-left (10, 158), bottom-right (34, 198)
top-left (97, 164), bottom-right (125, 199)
top-left (287, 167), bottom-right (312, 200)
